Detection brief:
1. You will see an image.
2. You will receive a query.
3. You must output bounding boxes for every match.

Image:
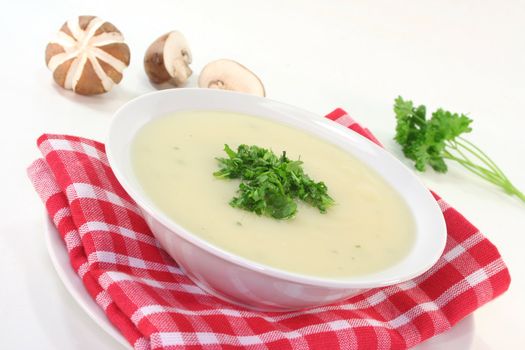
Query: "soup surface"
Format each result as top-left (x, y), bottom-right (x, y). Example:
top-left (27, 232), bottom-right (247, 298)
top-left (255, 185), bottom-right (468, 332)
top-left (132, 111), bottom-right (415, 278)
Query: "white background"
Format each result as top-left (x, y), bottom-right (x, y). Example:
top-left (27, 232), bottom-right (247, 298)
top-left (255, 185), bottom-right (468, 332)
top-left (1, 0), bottom-right (524, 348)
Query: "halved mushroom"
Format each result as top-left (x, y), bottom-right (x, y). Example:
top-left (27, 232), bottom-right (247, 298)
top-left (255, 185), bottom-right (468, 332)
top-left (198, 59), bottom-right (265, 96)
top-left (144, 31), bottom-right (192, 86)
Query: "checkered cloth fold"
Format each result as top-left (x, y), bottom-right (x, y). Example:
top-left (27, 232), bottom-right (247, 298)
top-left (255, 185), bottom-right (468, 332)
top-left (27, 109), bottom-right (510, 350)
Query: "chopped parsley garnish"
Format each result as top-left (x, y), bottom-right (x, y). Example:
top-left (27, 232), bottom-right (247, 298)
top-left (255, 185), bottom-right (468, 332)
top-left (214, 144), bottom-right (334, 219)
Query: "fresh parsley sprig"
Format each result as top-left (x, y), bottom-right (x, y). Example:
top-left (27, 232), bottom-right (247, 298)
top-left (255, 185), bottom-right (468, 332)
top-left (394, 96), bottom-right (524, 202)
top-left (214, 144), bottom-right (334, 219)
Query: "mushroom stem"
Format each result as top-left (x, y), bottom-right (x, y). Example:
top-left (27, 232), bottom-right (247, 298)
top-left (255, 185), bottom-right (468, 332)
top-left (209, 80), bottom-right (225, 89)
top-left (171, 57), bottom-right (192, 85)
top-left (143, 31), bottom-right (193, 87)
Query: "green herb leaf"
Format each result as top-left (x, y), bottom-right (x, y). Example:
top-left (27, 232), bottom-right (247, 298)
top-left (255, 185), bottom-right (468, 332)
top-left (214, 144), bottom-right (335, 219)
top-left (394, 97), bottom-right (525, 202)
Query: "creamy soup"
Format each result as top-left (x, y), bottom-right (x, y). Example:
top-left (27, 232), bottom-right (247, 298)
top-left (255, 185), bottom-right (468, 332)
top-left (132, 111), bottom-right (415, 278)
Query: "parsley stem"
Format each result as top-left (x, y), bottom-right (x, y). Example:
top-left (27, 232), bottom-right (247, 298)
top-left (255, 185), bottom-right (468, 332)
top-left (516, 189), bottom-right (525, 202)
top-left (457, 137), bottom-right (507, 179)
top-left (443, 150), bottom-right (525, 203)
top-left (452, 139), bottom-right (506, 179)
top-left (445, 146), bottom-right (502, 184)
top-left (443, 152), bottom-right (500, 184)
top-left (446, 138), bottom-right (525, 202)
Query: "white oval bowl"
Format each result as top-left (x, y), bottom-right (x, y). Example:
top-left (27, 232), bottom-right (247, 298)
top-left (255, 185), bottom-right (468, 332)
top-left (106, 88), bottom-right (447, 311)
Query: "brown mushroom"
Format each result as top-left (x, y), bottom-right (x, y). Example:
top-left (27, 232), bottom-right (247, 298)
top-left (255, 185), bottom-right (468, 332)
top-left (198, 59), bottom-right (265, 96)
top-left (45, 16), bottom-right (130, 95)
top-left (144, 31), bottom-right (192, 86)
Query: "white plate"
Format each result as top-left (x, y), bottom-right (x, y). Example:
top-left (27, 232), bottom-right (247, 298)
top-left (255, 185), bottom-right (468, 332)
top-left (44, 213), bottom-right (474, 349)
top-left (43, 214), bottom-right (132, 350)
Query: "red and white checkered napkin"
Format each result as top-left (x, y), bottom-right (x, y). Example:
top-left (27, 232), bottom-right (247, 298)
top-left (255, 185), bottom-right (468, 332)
top-left (28, 109), bottom-right (510, 350)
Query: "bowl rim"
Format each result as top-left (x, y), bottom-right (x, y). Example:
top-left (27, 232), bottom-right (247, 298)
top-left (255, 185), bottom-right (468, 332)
top-left (106, 88), bottom-right (447, 289)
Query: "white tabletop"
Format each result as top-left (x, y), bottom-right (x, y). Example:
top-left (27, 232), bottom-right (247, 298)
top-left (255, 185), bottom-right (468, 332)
top-left (1, 0), bottom-right (524, 348)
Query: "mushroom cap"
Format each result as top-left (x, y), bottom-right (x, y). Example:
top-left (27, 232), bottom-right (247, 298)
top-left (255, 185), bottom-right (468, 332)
top-left (144, 31), bottom-right (192, 86)
top-left (198, 59), bottom-right (265, 97)
top-left (45, 15), bottom-right (130, 95)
